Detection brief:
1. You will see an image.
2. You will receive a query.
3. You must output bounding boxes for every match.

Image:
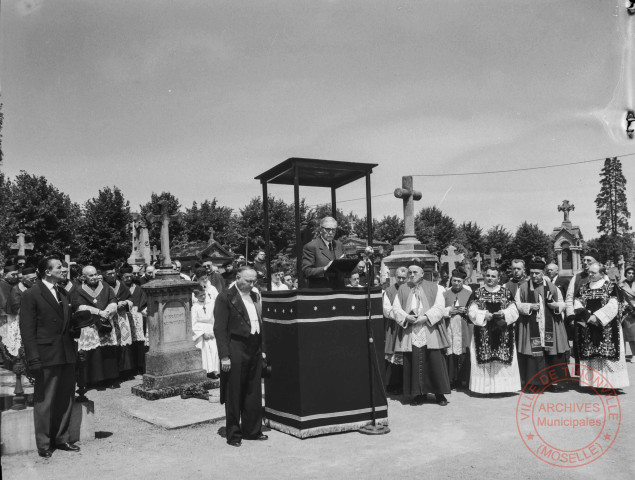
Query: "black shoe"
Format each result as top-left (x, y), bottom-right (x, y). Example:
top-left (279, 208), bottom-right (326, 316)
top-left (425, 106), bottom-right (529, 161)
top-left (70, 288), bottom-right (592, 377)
top-left (55, 442), bottom-right (80, 452)
top-left (436, 394), bottom-right (448, 406)
top-left (245, 433), bottom-right (268, 441)
top-left (38, 449), bottom-right (53, 458)
top-left (410, 395), bottom-right (427, 406)
top-left (227, 439), bottom-right (242, 447)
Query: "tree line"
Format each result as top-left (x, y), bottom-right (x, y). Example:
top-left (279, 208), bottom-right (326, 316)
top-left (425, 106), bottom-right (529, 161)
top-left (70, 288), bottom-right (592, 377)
top-left (0, 155), bottom-right (632, 269)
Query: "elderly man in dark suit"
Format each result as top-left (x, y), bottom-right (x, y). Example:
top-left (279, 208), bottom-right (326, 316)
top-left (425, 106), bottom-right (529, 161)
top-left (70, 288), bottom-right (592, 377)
top-left (19, 256), bottom-right (78, 458)
top-left (214, 266), bottom-right (267, 447)
top-left (301, 216), bottom-right (345, 288)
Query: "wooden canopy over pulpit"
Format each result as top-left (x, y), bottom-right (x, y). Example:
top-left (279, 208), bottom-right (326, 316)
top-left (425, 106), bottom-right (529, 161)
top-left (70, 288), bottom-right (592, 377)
top-left (255, 158), bottom-right (389, 438)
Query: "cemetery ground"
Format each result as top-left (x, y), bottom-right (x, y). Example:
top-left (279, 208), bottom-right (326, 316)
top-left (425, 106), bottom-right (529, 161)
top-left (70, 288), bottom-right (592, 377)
top-left (3, 361), bottom-right (635, 480)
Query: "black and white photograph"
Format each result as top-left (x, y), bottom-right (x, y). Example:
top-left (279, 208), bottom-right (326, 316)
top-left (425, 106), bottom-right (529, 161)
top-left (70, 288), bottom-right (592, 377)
top-left (1, 1), bottom-right (635, 478)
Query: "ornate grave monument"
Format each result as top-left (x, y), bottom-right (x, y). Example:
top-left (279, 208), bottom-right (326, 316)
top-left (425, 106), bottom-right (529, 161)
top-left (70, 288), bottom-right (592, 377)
top-left (127, 214), bottom-right (151, 265)
top-left (132, 200), bottom-right (211, 400)
top-left (551, 200), bottom-right (583, 279)
top-left (10, 233), bottom-right (34, 258)
top-left (382, 176), bottom-right (438, 280)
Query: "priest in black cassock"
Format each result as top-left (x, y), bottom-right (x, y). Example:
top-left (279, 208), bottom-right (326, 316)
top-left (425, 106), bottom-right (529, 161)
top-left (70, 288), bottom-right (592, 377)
top-left (515, 259), bottom-right (570, 391)
top-left (72, 265), bottom-right (119, 387)
top-left (442, 269), bottom-right (473, 389)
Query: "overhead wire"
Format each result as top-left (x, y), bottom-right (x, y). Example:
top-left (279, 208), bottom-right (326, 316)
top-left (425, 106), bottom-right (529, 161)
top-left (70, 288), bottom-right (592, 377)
top-left (308, 151), bottom-right (635, 207)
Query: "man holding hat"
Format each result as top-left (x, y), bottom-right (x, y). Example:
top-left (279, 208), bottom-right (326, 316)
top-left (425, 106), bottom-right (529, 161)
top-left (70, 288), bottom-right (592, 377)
top-left (515, 258), bottom-right (570, 390)
top-left (442, 268), bottom-right (473, 389)
top-left (19, 256), bottom-right (78, 458)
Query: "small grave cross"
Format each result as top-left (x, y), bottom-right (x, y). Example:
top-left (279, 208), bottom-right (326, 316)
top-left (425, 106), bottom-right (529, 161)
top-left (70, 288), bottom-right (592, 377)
top-left (394, 176), bottom-right (422, 244)
top-left (484, 248), bottom-right (501, 268)
top-left (10, 233), bottom-right (34, 257)
top-left (440, 245), bottom-right (464, 273)
top-left (474, 251), bottom-right (482, 272)
top-left (151, 245), bottom-right (161, 263)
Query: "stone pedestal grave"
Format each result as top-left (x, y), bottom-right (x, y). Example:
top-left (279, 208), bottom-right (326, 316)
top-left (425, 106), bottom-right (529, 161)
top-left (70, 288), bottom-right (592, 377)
top-left (132, 269), bottom-right (212, 400)
top-left (132, 200), bottom-right (212, 399)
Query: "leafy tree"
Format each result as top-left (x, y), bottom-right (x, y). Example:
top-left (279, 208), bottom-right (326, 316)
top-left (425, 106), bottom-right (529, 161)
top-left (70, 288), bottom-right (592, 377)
top-left (139, 192), bottom-right (184, 248)
top-left (414, 206), bottom-right (457, 255)
top-left (183, 199), bottom-right (233, 244)
top-left (586, 234), bottom-right (635, 265)
top-left (595, 157), bottom-right (631, 235)
top-left (79, 187), bottom-right (132, 265)
top-left (0, 99), bottom-right (4, 165)
top-left (374, 215), bottom-right (404, 245)
top-left (455, 221), bottom-right (484, 256)
top-left (2, 172), bottom-right (82, 263)
top-left (508, 222), bottom-right (554, 262)
top-left (233, 196), bottom-right (307, 258)
top-left (483, 225), bottom-right (513, 262)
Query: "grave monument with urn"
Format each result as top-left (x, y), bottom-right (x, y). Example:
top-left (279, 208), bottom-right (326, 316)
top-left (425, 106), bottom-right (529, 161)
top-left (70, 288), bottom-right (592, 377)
top-left (132, 200), bottom-right (212, 400)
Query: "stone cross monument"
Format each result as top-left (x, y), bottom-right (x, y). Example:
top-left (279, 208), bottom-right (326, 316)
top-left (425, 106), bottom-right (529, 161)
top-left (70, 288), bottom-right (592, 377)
top-left (10, 233), bottom-right (34, 257)
top-left (382, 176), bottom-right (438, 281)
top-left (128, 214), bottom-right (151, 265)
top-left (394, 176), bottom-right (422, 245)
top-left (146, 200), bottom-right (182, 269)
top-left (558, 200), bottom-right (575, 224)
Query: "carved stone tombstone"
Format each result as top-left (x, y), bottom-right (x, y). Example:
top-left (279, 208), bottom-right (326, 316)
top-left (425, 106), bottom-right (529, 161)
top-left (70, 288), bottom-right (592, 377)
top-left (132, 202), bottom-right (209, 399)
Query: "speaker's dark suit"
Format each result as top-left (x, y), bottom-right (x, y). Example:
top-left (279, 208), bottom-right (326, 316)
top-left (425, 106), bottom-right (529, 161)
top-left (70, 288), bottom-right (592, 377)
top-left (301, 237), bottom-right (345, 288)
top-left (19, 280), bottom-right (76, 451)
top-left (214, 285), bottom-right (266, 443)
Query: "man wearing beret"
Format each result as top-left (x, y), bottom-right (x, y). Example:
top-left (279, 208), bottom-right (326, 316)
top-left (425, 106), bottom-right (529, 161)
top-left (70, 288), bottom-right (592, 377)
top-left (19, 257), bottom-right (78, 458)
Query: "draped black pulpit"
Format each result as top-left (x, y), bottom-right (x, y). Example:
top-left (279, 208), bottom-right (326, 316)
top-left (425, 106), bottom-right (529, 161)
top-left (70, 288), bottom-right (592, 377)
top-left (262, 288), bottom-right (386, 438)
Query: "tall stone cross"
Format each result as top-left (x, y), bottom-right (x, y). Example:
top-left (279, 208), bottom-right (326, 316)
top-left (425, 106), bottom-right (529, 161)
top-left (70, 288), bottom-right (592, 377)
top-left (394, 176), bottom-right (422, 244)
top-left (474, 252), bottom-right (483, 272)
top-left (208, 227), bottom-right (215, 244)
top-left (440, 245), bottom-right (464, 273)
top-left (146, 200), bottom-right (182, 268)
top-left (484, 248), bottom-right (501, 267)
top-left (151, 245), bottom-right (160, 263)
top-left (558, 200), bottom-right (575, 223)
top-left (10, 233), bottom-right (34, 257)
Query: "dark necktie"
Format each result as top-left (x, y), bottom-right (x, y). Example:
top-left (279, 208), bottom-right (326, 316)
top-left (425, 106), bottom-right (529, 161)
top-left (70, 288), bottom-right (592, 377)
top-left (328, 242), bottom-right (333, 252)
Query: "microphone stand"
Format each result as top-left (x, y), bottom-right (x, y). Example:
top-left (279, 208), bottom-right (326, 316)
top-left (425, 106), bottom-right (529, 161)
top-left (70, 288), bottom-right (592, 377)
top-left (359, 250), bottom-right (390, 435)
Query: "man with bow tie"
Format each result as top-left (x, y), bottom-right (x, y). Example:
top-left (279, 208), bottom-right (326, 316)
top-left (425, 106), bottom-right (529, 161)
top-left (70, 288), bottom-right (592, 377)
top-left (302, 216), bottom-right (345, 289)
top-left (19, 256), bottom-right (78, 458)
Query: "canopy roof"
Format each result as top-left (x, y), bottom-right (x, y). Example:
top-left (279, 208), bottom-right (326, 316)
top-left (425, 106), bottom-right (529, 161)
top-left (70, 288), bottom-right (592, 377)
top-left (255, 157), bottom-right (377, 189)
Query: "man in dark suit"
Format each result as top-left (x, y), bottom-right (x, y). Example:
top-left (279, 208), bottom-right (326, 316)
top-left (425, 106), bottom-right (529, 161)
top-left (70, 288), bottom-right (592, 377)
top-left (546, 262), bottom-right (570, 297)
top-left (214, 266), bottom-right (267, 447)
top-left (301, 216), bottom-right (345, 288)
top-left (19, 256), bottom-right (78, 458)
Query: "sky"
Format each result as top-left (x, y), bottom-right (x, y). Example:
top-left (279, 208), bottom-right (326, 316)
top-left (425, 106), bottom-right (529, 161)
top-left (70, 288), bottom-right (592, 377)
top-left (2, 0), bottom-right (635, 242)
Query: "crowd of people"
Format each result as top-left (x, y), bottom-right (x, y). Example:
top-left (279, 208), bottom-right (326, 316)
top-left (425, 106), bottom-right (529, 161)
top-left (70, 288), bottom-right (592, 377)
top-left (1, 216), bottom-right (634, 454)
top-left (382, 256), bottom-right (635, 407)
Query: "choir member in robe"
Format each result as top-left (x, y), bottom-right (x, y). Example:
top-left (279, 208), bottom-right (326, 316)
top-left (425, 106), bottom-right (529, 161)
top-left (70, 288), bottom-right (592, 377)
top-left (73, 265), bottom-right (119, 387)
top-left (515, 259), bottom-right (570, 391)
top-left (3, 267), bottom-right (37, 357)
top-left (191, 288), bottom-right (220, 377)
top-left (619, 265), bottom-right (635, 360)
top-left (393, 262), bottom-right (450, 406)
top-left (383, 266), bottom-right (408, 394)
top-left (443, 269), bottom-right (473, 389)
top-left (467, 266), bottom-right (521, 394)
top-left (574, 262), bottom-right (629, 390)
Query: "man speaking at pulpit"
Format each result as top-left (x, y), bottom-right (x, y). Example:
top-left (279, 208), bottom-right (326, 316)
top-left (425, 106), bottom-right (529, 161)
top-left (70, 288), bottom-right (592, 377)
top-left (302, 217), bottom-right (345, 289)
